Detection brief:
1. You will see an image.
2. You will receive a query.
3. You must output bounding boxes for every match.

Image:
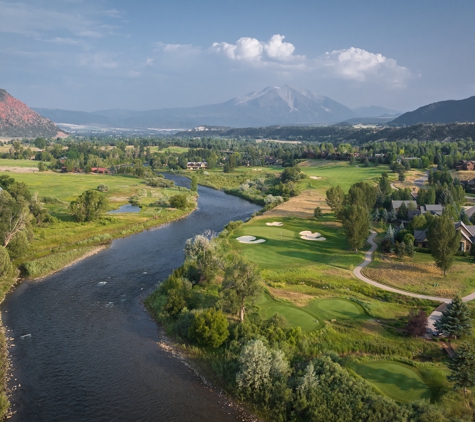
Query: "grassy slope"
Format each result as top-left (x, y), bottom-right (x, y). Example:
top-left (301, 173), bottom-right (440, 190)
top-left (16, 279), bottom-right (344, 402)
top-left (352, 361), bottom-right (436, 403)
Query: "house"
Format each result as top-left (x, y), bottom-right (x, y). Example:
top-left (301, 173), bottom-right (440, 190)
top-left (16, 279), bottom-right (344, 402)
top-left (186, 161), bottom-right (207, 170)
top-left (455, 160), bottom-right (475, 171)
top-left (91, 167), bottom-right (108, 174)
top-left (391, 200), bottom-right (417, 212)
top-left (420, 204), bottom-right (444, 216)
top-left (414, 221), bottom-right (475, 252)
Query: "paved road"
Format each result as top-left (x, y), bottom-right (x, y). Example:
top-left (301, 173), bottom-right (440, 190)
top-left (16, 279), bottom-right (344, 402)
top-left (353, 231), bottom-right (475, 334)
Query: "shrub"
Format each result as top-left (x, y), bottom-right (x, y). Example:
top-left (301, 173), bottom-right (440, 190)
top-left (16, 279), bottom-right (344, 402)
top-left (169, 194), bottom-right (188, 210)
top-left (97, 184), bottom-right (109, 192)
top-left (188, 308), bottom-right (229, 348)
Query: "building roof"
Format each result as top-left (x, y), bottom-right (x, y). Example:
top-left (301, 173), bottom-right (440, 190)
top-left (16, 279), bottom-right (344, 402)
top-left (391, 200), bottom-right (417, 210)
top-left (465, 205), bottom-right (475, 218)
top-left (414, 229), bottom-right (427, 242)
top-left (421, 204), bottom-right (444, 215)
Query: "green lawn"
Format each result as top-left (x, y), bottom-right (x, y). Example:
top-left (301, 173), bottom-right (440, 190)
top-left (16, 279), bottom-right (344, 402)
top-left (2, 172), bottom-right (146, 203)
top-left (0, 158), bottom-right (40, 167)
top-left (352, 361), bottom-right (433, 403)
top-left (231, 216), bottom-right (365, 271)
top-left (258, 293), bottom-right (367, 332)
top-left (298, 160), bottom-right (393, 192)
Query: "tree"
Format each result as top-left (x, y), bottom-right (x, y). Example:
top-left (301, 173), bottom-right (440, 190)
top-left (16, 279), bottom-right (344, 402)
top-left (313, 207), bottom-right (322, 220)
top-left (406, 309), bottom-right (428, 337)
top-left (97, 184), bottom-right (109, 192)
top-left (0, 191), bottom-right (31, 247)
top-left (427, 214), bottom-right (460, 276)
top-left (169, 194), bottom-right (188, 210)
top-left (222, 255), bottom-right (262, 322)
top-left (280, 166), bottom-right (301, 183)
top-left (184, 234), bottom-right (219, 286)
top-left (190, 174), bottom-right (198, 192)
top-left (347, 182), bottom-right (377, 210)
top-left (435, 295), bottom-right (472, 338)
top-left (0, 246), bottom-right (13, 279)
top-left (378, 172), bottom-right (392, 197)
top-left (189, 308), bottom-right (229, 348)
top-left (69, 190), bottom-right (109, 222)
top-left (38, 161), bottom-right (47, 172)
top-left (341, 205), bottom-right (369, 251)
top-left (325, 186), bottom-right (345, 217)
top-left (447, 342), bottom-right (475, 395)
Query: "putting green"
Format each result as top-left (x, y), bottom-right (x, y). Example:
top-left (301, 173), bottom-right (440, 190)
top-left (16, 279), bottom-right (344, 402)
top-left (258, 295), bottom-right (368, 332)
top-left (258, 294), bottom-right (323, 332)
top-left (353, 361), bottom-right (431, 403)
top-left (306, 298), bottom-right (366, 320)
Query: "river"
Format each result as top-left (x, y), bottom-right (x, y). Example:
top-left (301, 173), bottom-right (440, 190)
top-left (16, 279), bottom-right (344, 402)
top-left (1, 175), bottom-right (260, 422)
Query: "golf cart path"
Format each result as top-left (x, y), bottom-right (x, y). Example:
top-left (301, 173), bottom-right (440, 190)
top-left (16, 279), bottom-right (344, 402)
top-left (354, 231), bottom-right (475, 333)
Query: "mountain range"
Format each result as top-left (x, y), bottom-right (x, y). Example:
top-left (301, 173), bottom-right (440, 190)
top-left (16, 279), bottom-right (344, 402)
top-left (392, 95), bottom-right (475, 125)
top-left (33, 85), bottom-right (400, 130)
top-left (0, 89), bottom-right (65, 138)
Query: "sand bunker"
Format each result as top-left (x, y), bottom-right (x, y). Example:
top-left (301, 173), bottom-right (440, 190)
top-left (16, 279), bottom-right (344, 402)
top-left (266, 222), bottom-right (283, 226)
top-left (310, 176), bottom-right (321, 180)
top-left (236, 235), bottom-right (266, 244)
top-left (299, 230), bottom-right (326, 241)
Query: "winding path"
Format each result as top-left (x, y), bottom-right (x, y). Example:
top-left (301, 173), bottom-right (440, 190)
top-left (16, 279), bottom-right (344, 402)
top-left (353, 231), bottom-right (475, 333)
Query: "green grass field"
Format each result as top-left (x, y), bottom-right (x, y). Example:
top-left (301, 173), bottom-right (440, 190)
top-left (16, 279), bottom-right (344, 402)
top-left (3, 172), bottom-right (145, 203)
top-left (0, 158), bottom-right (40, 167)
top-left (258, 293), bottom-right (367, 332)
top-left (352, 361), bottom-right (433, 402)
top-left (231, 216), bottom-right (365, 271)
top-left (298, 160), bottom-right (393, 192)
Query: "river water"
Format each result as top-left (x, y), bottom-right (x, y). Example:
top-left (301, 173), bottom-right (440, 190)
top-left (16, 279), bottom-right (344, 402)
top-left (1, 175), bottom-right (260, 422)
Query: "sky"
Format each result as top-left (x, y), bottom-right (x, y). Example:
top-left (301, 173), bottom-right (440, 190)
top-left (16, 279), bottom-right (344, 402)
top-left (1, 0), bottom-right (474, 113)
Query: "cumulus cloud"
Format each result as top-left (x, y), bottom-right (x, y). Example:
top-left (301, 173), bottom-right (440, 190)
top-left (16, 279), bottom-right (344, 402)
top-left (318, 47), bottom-right (411, 87)
top-left (211, 34), bottom-right (304, 64)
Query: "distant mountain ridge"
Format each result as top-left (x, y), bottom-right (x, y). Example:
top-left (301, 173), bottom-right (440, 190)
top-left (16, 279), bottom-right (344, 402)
top-left (34, 85), bottom-right (364, 129)
top-left (391, 96), bottom-right (475, 125)
top-left (0, 89), bottom-right (66, 138)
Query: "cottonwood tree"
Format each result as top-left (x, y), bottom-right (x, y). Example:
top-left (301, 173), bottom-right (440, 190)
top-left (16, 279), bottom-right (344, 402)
top-left (427, 214), bottom-right (460, 276)
top-left (222, 255), bottom-right (262, 322)
top-left (70, 190), bottom-right (109, 222)
top-left (448, 342), bottom-right (475, 395)
top-left (435, 295), bottom-right (472, 338)
top-left (341, 205), bottom-right (370, 251)
top-left (184, 233), bottom-right (219, 286)
top-left (188, 308), bottom-right (229, 348)
top-left (347, 182), bottom-right (377, 210)
top-left (325, 186), bottom-right (345, 218)
top-left (0, 190), bottom-right (31, 247)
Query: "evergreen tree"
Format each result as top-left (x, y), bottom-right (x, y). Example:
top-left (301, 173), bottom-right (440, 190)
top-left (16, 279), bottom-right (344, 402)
top-left (435, 295), bottom-right (472, 338)
top-left (447, 342), bottom-right (475, 395)
top-left (427, 214), bottom-right (460, 276)
top-left (385, 225), bottom-right (395, 244)
top-left (341, 205), bottom-right (370, 251)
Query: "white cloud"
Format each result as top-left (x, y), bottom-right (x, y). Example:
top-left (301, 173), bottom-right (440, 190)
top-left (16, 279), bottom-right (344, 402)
top-left (318, 47), bottom-right (411, 86)
top-left (211, 34), bottom-right (303, 64)
top-left (155, 42), bottom-right (201, 56)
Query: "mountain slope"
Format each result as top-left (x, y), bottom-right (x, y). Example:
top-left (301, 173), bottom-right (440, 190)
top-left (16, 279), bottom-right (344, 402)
top-left (37, 86), bottom-right (357, 129)
top-left (353, 105), bottom-right (401, 118)
top-left (391, 96), bottom-right (475, 125)
top-left (0, 90), bottom-right (66, 138)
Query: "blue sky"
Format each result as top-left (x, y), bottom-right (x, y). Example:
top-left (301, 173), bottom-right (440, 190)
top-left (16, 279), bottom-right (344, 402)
top-left (1, 0), bottom-right (474, 112)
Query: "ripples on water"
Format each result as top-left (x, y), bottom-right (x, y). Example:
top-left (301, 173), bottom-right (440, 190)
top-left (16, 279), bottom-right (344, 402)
top-left (2, 175), bottom-right (260, 421)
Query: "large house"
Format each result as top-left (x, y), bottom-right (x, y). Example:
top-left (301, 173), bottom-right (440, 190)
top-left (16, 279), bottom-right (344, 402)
top-left (455, 160), bottom-right (475, 171)
top-left (414, 221), bottom-right (475, 252)
top-left (391, 200), bottom-right (417, 212)
top-left (186, 162), bottom-right (207, 170)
